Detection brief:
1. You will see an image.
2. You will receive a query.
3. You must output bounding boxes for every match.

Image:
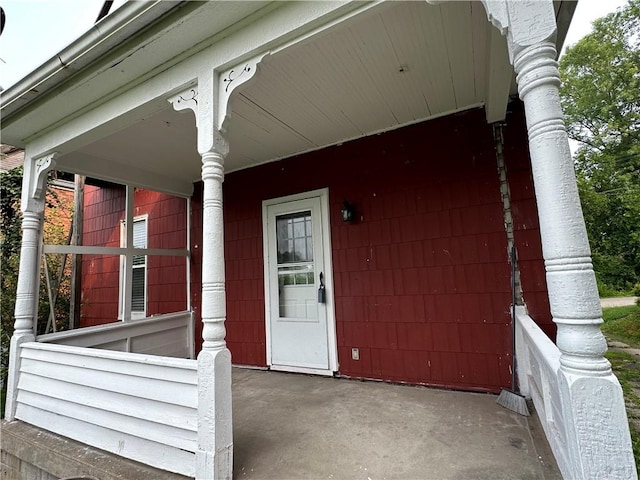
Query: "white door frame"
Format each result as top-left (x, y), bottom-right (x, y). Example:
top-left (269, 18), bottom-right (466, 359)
top-left (262, 188), bottom-right (338, 374)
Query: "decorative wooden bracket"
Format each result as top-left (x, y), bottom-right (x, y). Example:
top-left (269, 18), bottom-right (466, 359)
top-left (32, 153), bottom-right (58, 200)
top-left (22, 152), bottom-right (58, 213)
top-left (217, 53), bottom-right (268, 131)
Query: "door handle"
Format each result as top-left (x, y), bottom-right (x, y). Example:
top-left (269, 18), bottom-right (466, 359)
top-left (318, 272), bottom-right (326, 303)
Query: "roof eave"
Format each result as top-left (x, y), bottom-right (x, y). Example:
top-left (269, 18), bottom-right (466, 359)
top-left (0, 1), bottom-right (185, 121)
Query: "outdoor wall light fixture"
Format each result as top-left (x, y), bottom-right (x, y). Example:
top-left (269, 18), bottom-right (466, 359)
top-left (341, 200), bottom-right (356, 222)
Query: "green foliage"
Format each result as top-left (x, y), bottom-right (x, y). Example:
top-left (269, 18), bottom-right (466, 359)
top-left (1, 167), bottom-right (24, 398)
top-left (603, 303), bottom-right (640, 468)
top-left (1, 166), bottom-right (72, 416)
top-left (606, 350), bottom-right (640, 469)
top-left (560, 0), bottom-right (640, 293)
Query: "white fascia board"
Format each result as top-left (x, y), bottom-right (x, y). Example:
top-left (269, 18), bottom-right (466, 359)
top-left (12, 2), bottom-right (376, 159)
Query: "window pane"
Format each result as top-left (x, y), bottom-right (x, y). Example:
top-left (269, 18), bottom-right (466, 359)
top-left (294, 238), bottom-right (307, 262)
top-left (276, 211), bottom-right (312, 264)
top-left (131, 267), bottom-right (145, 312)
top-left (293, 217), bottom-right (305, 238)
top-left (133, 219), bottom-right (147, 248)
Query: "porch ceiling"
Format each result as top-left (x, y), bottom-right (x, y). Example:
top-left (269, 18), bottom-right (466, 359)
top-left (50, 0), bottom-right (572, 194)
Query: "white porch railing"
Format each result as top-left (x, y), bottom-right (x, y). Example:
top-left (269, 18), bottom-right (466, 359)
top-left (13, 342), bottom-right (197, 477)
top-left (514, 306), bottom-right (570, 475)
top-left (515, 306), bottom-right (637, 480)
top-left (37, 311), bottom-right (195, 359)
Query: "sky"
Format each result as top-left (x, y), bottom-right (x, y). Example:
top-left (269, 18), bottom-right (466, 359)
top-left (0, 0), bottom-right (630, 91)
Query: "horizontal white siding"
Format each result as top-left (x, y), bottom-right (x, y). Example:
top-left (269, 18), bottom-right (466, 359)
top-left (15, 342), bottom-right (197, 477)
top-left (37, 311), bottom-right (194, 358)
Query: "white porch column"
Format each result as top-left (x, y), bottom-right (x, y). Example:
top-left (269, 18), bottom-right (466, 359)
top-left (481, 1), bottom-right (637, 479)
top-left (169, 57), bottom-right (265, 480)
top-left (170, 77), bottom-right (233, 479)
top-left (196, 136), bottom-right (233, 479)
top-left (5, 153), bottom-right (57, 421)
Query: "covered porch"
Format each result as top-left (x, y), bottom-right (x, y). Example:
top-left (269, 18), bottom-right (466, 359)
top-left (1, 1), bottom-right (636, 479)
top-left (3, 367), bottom-right (560, 480)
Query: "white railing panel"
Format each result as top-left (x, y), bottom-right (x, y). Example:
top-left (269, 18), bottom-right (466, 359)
top-left (129, 327), bottom-right (190, 356)
top-left (15, 404), bottom-right (196, 476)
top-left (515, 307), bottom-right (570, 478)
top-left (37, 311), bottom-right (194, 358)
top-left (14, 342), bottom-right (197, 477)
top-left (20, 344), bottom-right (197, 388)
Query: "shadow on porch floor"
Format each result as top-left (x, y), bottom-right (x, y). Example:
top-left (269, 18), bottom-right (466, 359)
top-left (232, 368), bottom-right (561, 480)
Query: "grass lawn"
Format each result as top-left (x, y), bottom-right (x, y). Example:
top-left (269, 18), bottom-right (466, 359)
top-left (602, 304), bottom-right (640, 347)
top-left (602, 303), bottom-right (640, 470)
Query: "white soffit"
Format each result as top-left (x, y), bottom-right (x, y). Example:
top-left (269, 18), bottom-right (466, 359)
top-left (225, 0), bottom-right (502, 171)
top-left (58, 1), bottom-right (511, 188)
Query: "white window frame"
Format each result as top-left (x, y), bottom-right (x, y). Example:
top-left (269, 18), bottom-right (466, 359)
top-left (119, 214), bottom-right (148, 320)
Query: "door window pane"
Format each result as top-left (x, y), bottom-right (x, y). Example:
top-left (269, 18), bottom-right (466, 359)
top-left (276, 211), bottom-right (315, 319)
top-left (277, 212), bottom-right (313, 263)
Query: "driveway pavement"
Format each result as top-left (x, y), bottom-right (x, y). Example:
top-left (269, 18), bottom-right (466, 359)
top-left (601, 296), bottom-right (638, 308)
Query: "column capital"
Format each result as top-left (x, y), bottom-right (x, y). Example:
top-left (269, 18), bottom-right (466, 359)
top-left (168, 53), bottom-right (266, 156)
top-left (202, 130), bottom-right (229, 160)
top-left (480, 0), bottom-right (557, 65)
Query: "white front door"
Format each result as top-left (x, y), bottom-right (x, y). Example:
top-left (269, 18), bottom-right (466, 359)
top-left (264, 191), bottom-right (335, 373)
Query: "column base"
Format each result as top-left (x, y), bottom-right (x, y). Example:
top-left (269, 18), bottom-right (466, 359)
top-left (196, 348), bottom-right (233, 480)
top-left (558, 369), bottom-right (637, 479)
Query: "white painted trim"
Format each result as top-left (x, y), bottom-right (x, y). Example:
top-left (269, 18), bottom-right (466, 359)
top-left (261, 188), bottom-right (338, 373)
top-left (42, 245), bottom-right (188, 256)
top-left (119, 212), bottom-right (148, 320)
top-left (186, 197), bottom-right (192, 312)
top-left (1, 2), bottom-right (179, 114)
top-left (270, 365), bottom-right (334, 377)
top-left (33, 217), bottom-right (45, 337)
top-left (122, 187), bottom-right (135, 321)
top-left (37, 311), bottom-right (194, 358)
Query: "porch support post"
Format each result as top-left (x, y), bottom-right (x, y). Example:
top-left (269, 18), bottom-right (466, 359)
top-left (196, 133), bottom-right (232, 479)
top-left (481, 1), bottom-right (636, 478)
top-left (170, 75), bottom-right (232, 479)
top-left (5, 153), bottom-right (57, 421)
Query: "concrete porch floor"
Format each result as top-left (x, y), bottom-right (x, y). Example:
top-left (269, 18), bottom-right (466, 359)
top-left (233, 368), bottom-right (561, 480)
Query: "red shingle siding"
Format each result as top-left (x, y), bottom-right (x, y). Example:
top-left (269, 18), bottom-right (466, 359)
top-left (221, 107), bottom-right (517, 391)
top-left (80, 185), bottom-right (124, 326)
top-left (80, 186), bottom-right (187, 326)
top-left (79, 104), bottom-right (549, 392)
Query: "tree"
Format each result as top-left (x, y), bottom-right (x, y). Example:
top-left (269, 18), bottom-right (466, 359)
top-left (559, 0), bottom-right (640, 294)
top-left (1, 167), bottom-right (23, 399)
top-left (1, 166), bottom-right (73, 410)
